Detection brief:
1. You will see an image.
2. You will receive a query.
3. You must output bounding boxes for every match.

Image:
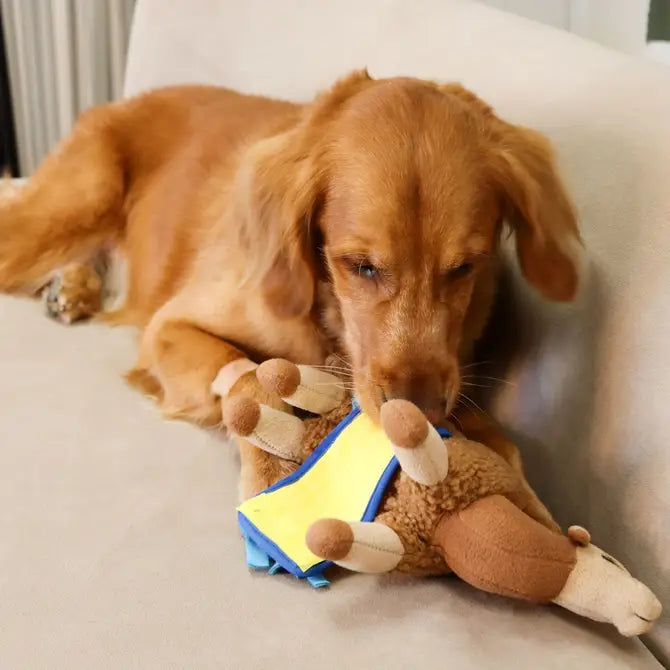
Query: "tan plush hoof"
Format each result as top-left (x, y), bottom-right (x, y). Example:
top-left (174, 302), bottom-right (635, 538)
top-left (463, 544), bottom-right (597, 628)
top-left (257, 359), bottom-right (301, 397)
top-left (306, 518), bottom-right (354, 560)
top-left (306, 519), bottom-right (404, 573)
top-left (222, 396), bottom-right (261, 437)
top-left (223, 397), bottom-right (305, 462)
top-left (380, 400), bottom-right (449, 486)
top-left (257, 359), bottom-right (345, 414)
top-left (380, 400), bottom-right (428, 448)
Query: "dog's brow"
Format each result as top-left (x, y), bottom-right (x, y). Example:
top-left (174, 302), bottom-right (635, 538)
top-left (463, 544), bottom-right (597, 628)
top-left (466, 249), bottom-right (491, 259)
top-left (440, 247), bottom-right (490, 268)
top-left (329, 235), bottom-right (377, 256)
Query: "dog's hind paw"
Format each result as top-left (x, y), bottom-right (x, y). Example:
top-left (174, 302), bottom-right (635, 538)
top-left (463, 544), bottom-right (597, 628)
top-left (43, 264), bottom-right (102, 324)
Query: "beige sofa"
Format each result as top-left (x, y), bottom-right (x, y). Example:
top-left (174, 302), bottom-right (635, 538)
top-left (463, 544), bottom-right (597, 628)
top-left (2, 1), bottom-right (669, 667)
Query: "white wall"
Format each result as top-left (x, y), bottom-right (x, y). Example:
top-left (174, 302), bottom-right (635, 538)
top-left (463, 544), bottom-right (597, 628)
top-left (1, 0), bottom-right (135, 175)
top-left (478, 0), bottom-right (651, 55)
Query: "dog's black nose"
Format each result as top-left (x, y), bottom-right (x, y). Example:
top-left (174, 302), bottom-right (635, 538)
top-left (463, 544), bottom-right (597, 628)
top-left (381, 373), bottom-right (447, 425)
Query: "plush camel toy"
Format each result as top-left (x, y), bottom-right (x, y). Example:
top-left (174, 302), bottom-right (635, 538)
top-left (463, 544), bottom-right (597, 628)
top-left (217, 359), bottom-right (661, 637)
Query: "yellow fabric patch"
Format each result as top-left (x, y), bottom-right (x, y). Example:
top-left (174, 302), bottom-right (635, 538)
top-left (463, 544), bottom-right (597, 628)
top-left (237, 412), bottom-right (395, 573)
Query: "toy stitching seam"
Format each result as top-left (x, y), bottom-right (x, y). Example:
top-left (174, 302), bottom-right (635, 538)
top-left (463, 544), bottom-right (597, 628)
top-left (253, 433), bottom-right (300, 463)
top-left (298, 382), bottom-right (341, 400)
top-left (352, 539), bottom-right (403, 555)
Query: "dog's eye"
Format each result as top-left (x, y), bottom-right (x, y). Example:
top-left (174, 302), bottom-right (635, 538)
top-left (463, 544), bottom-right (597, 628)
top-left (358, 264), bottom-right (378, 279)
top-left (449, 262), bottom-right (474, 279)
top-left (340, 256), bottom-right (381, 282)
top-left (350, 261), bottom-right (378, 279)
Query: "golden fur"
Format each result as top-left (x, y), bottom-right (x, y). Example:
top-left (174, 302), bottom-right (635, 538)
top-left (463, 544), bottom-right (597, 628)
top-left (0, 71), bottom-right (580, 499)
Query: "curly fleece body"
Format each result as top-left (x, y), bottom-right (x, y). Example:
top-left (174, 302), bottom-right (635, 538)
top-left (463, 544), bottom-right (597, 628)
top-left (260, 397), bottom-right (530, 576)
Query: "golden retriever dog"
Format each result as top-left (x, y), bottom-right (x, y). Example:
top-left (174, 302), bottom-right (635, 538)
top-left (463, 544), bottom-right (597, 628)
top-left (0, 71), bottom-right (579, 521)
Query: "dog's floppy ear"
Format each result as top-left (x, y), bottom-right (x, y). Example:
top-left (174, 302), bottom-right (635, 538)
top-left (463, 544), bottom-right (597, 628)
top-left (237, 130), bottom-right (321, 319)
top-left (489, 122), bottom-right (581, 302)
top-left (439, 83), bottom-right (580, 301)
top-left (237, 69), bottom-right (372, 319)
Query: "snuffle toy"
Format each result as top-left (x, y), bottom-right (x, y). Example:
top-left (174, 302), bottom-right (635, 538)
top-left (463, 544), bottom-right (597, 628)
top-left (219, 359), bottom-right (661, 637)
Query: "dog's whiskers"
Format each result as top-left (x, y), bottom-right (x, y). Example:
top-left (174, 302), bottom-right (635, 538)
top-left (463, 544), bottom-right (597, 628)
top-left (460, 360), bottom-right (493, 371)
top-left (312, 363), bottom-right (353, 374)
top-left (313, 368), bottom-right (353, 377)
top-left (456, 392), bottom-right (493, 423)
top-left (461, 374), bottom-right (515, 387)
top-left (314, 381), bottom-right (356, 393)
top-left (330, 352), bottom-right (351, 367)
top-left (449, 413), bottom-right (464, 433)
top-left (460, 381), bottom-right (493, 389)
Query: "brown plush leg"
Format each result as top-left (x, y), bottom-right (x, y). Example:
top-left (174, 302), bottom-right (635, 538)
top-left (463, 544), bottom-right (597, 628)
top-left (434, 495), bottom-right (576, 603)
top-left (221, 363), bottom-right (301, 499)
top-left (306, 518), bottom-right (405, 573)
top-left (256, 359), bottom-right (345, 414)
top-left (453, 408), bottom-right (559, 532)
top-left (380, 399), bottom-right (449, 485)
top-left (223, 395), bottom-right (306, 462)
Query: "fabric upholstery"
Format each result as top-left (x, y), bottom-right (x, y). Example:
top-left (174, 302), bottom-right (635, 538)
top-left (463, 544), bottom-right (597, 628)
top-left (0, 299), bottom-right (660, 668)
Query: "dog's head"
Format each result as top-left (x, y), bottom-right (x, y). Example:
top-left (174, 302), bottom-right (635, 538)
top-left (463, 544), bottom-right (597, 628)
top-left (238, 71), bottom-right (580, 422)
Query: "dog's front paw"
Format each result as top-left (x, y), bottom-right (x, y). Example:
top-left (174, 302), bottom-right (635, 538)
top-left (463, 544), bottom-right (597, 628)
top-left (43, 264), bottom-right (102, 324)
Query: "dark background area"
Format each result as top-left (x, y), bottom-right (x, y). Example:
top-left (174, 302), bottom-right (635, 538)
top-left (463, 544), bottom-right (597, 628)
top-left (648, 0), bottom-right (670, 40)
top-left (0, 9), bottom-right (18, 177)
